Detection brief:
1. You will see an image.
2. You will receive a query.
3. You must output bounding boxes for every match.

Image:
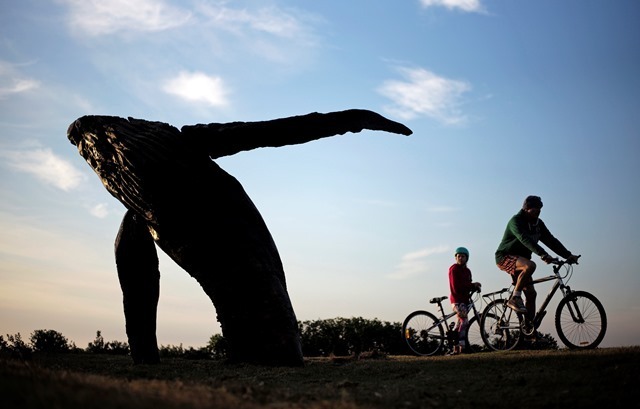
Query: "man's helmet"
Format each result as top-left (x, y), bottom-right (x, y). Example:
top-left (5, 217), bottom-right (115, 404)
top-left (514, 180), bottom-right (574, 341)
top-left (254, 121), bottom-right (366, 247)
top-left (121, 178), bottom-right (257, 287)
top-left (455, 247), bottom-right (469, 259)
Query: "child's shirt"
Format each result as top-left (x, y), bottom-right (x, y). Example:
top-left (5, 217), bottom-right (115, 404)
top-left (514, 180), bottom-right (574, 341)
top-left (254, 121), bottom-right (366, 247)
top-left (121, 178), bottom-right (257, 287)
top-left (449, 263), bottom-right (474, 304)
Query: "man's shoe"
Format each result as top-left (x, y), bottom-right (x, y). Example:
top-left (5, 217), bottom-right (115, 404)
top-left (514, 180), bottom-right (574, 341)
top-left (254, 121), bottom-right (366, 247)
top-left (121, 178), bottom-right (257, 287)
top-left (507, 296), bottom-right (527, 313)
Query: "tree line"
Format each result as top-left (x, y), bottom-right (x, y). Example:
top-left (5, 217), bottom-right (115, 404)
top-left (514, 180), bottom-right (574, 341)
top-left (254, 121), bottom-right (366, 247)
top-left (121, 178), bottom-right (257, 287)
top-left (0, 317), bottom-right (557, 360)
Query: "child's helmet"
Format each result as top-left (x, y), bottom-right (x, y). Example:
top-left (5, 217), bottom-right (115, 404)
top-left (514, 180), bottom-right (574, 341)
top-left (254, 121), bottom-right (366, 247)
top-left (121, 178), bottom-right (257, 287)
top-left (455, 247), bottom-right (469, 259)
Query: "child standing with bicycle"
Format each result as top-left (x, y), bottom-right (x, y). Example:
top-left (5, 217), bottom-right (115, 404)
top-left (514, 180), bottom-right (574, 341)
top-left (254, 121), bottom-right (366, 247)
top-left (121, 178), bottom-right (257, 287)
top-left (449, 247), bottom-right (482, 355)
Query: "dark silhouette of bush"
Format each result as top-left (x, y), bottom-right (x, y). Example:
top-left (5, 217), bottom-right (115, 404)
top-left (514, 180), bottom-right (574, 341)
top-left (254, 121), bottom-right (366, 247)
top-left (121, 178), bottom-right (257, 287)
top-left (0, 333), bottom-right (32, 359)
top-left (298, 317), bottom-right (406, 357)
top-left (1, 322), bottom-right (558, 361)
top-left (86, 331), bottom-right (130, 355)
top-left (158, 343), bottom-right (186, 358)
top-left (86, 330), bottom-right (106, 353)
top-left (206, 334), bottom-right (228, 360)
top-left (515, 331), bottom-right (559, 350)
top-left (159, 343), bottom-right (212, 360)
top-left (29, 329), bottom-right (73, 353)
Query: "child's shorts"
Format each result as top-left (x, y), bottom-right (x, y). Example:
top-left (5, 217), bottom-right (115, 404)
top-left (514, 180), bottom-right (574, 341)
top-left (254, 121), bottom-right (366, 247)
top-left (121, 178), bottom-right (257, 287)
top-left (452, 303), bottom-right (469, 319)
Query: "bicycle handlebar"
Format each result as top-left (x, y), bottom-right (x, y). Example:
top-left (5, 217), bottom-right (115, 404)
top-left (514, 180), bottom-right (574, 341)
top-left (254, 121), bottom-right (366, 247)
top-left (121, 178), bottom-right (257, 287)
top-left (549, 254), bottom-right (581, 266)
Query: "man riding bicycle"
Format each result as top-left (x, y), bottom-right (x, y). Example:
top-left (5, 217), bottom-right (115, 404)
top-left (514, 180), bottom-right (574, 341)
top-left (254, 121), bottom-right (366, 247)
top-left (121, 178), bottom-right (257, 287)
top-left (495, 195), bottom-right (580, 337)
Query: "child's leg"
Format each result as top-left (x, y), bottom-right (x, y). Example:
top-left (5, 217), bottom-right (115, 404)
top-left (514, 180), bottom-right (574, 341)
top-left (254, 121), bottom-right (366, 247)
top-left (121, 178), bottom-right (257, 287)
top-left (452, 303), bottom-right (470, 353)
top-left (458, 315), bottom-right (469, 349)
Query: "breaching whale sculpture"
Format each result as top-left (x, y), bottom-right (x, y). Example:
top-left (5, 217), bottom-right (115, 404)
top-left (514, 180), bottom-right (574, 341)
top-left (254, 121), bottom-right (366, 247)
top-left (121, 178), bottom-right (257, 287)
top-left (67, 109), bottom-right (412, 366)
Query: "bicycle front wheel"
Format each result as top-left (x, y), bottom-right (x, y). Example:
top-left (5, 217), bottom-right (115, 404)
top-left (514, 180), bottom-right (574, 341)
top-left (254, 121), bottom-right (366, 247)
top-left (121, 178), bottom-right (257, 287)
top-left (555, 290), bottom-right (607, 349)
top-left (402, 310), bottom-right (444, 356)
top-left (480, 299), bottom-right (522, 351)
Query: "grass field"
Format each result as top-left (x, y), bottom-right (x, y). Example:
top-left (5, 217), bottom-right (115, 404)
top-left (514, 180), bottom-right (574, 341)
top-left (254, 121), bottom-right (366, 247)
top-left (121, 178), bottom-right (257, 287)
top-left (2, 347), bottom-right (638, 409)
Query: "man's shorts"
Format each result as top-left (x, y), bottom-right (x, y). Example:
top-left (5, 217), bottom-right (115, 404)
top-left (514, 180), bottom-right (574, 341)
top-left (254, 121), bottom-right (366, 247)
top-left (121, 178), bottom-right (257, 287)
top-left (497, 255), bottom-right (519, 283)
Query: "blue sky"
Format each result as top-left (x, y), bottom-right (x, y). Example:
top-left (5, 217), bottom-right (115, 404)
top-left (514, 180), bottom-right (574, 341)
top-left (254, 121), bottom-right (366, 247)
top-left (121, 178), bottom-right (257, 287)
top-left (1, 0), bottom-right (639, 349)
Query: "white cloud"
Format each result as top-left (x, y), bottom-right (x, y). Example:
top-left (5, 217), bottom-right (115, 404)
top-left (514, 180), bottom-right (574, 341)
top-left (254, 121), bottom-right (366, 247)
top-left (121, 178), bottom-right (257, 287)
top-left (198, 3), bottom-right (308, 39)
top-left (388, 245), bottom-right (450, 280)
top-left (2, 148), bottom-right (86, 191)
top-left (163, 71), bottom-right (229, 107)
top-left (194, 3), bottom-right (320, 63)
top-left (378, 67), bottom-right (471, 125)
top-left (57, 1), bottom-right (320, 92)
top-left (89, 203), bottom-right (110, 218)
top-left (419, 0), bottom-right (485, 13)
top-left (60, 0), bottom-right (191, 36)
top-left (59, 0), bottom-right (315, 43)
top-left (0, 78), bottom-right (40, 98)
top-left (0, 61), bottom-right (40, 98)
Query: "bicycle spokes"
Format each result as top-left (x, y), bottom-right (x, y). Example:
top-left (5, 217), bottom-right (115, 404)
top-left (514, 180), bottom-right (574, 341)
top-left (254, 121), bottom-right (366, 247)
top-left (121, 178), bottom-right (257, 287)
top-left (402, 311), bottom-right (445, 356)
top-left (480, 299), bottom-right (522, 351)
top-left (555, 291), bottom-right (607, 349)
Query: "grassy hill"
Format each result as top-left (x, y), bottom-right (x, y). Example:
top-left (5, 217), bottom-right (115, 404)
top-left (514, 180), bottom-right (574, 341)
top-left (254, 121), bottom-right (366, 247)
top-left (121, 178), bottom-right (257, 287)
top-left (2, 347), bottom-right (638, 409)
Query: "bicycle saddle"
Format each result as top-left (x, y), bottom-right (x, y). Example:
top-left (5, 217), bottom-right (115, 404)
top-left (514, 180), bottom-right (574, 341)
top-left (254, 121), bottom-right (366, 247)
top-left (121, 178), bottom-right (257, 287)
top-left (429, 296), bottom-right (448, 304)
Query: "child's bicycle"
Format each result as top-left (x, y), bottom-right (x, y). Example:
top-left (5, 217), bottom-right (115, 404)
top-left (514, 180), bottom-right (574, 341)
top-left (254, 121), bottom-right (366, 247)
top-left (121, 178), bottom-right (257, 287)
top-left (402, 289), bottom-right (487, 356)
top-left (480, 256), bottom-right (607, 351)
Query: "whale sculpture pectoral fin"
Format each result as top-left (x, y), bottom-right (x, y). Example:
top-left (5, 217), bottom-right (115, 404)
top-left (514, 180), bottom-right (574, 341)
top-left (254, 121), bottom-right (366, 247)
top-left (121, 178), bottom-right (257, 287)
top-left (181, 109), bottom-right (413, 159)
top-left (115, 210), bottom-right (161, 364)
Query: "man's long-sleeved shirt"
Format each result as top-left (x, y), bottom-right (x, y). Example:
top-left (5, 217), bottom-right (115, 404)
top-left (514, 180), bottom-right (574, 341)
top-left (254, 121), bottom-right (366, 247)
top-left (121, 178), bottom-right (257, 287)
top-left (495, 209), bottom-right (572, 264)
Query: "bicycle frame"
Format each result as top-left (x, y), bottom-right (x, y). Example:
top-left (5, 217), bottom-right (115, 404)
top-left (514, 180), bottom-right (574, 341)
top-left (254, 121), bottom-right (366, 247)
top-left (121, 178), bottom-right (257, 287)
top-left (402, 290), bottom-right (483, 355)
top-left (481, 257), bottom-right (606, 350)
top-left (415, 297), bottom-right (459, 346)
top-left (432, 291), bottom-right (483, 350)
top-left (431, 296), bottom-right (481, 333)
top-left (529, 263), bottom-right (583, 329)
top-left (484, 261), bottom-right (580, 331)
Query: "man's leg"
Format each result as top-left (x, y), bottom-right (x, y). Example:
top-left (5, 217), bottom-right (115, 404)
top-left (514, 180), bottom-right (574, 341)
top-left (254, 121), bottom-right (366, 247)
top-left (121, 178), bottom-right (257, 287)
top-left (513, 257), bottom-right (536, 293)
top-left (506, 257), bottom-right (536, 313)
top-left (522, 284), bottom-right (537, 322)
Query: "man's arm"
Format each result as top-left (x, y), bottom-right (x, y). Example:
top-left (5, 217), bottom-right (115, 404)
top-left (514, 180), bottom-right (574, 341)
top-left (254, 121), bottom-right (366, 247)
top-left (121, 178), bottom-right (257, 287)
top-left (509, 216), bottom-right (550, 258)
top-left (538, 221), bottom-right (573, 260)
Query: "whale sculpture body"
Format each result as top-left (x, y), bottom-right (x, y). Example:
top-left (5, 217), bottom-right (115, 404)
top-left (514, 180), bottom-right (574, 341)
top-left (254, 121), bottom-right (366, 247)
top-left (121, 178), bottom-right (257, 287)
top-left (67, 110), bottom-right (412, 366)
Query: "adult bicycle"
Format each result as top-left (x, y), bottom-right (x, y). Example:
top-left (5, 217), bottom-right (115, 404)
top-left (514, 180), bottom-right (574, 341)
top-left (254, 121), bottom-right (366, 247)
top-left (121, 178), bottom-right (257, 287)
top-left (480, 256), bottom-right (607, 351)
top-left (402, 289), bottom-right (491, 355)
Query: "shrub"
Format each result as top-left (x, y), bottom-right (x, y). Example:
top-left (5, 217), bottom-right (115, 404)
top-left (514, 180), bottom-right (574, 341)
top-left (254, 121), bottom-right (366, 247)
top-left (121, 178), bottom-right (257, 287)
top-left (87, 331), bottom-right (130, 355)
top-left (29, 329), bottom-right (71, 353)
top-left (104, 340), bottom-right (130, 355)
top-left (0, 333), bottom-right (32, 359)
top-left (515, 331), bottom-right (559, 350)
top-left (86, 330), bottom-right (106, 353)
top-left (206, 334), bottom-right (228, 360)
top-left (159, 343), bottom-right (186, 358)
top-left (298, 317), bottom-right (406, 357)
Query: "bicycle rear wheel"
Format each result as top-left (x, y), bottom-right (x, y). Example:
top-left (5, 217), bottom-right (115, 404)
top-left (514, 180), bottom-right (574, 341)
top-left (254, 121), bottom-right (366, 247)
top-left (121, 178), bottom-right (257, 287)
top-left (402, 310), bottom-right (444, 356)
top-left (480, 299), bottom-right (522, 351)
top-left (555, 290), bottom-right (607, 349)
